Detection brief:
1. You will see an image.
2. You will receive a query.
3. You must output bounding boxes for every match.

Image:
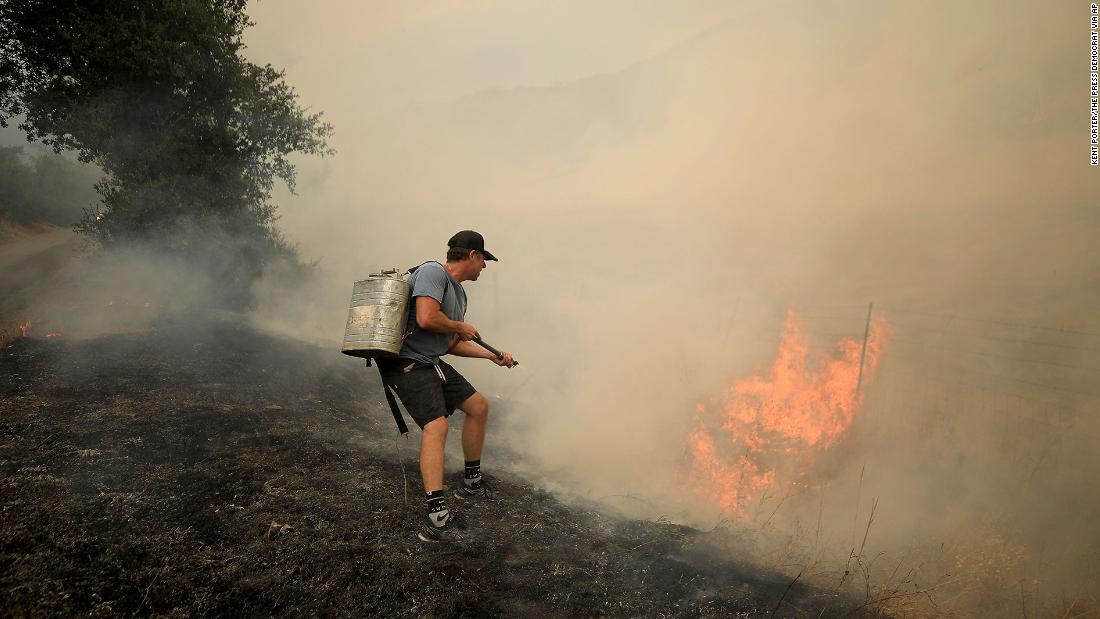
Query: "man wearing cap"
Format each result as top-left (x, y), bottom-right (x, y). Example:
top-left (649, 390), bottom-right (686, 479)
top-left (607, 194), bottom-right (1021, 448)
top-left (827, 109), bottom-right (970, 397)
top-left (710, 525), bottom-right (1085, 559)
top-left (376, 230), bottom-right (515, 542)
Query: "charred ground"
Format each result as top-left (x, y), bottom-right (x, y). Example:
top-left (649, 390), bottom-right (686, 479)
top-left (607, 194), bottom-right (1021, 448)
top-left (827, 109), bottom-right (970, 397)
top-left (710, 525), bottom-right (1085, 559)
top-left (1, 319), bottom-right (873, 617)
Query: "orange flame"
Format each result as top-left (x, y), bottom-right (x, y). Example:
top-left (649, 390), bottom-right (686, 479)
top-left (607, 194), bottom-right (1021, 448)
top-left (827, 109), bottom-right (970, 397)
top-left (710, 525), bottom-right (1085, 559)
top-left (46, 332), bottom-right (62, 338)
top-left (19, 320), bottom-right (32, 337)
top-left (689, 310), bottom-right (890, 515)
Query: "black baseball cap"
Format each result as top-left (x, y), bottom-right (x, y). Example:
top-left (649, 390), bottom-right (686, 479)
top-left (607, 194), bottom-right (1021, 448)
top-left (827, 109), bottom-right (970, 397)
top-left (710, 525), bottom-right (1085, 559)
top-left (447, 230), bottom-right (498, 261)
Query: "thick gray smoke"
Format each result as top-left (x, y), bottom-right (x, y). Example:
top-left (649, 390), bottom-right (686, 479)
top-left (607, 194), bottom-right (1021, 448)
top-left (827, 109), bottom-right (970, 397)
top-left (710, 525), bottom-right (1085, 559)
top-left (239, 0), bottom-right (1099, 612)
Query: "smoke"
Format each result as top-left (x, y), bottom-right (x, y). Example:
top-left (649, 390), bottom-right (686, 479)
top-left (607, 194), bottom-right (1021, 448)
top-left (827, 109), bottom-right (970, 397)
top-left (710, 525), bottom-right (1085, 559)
top-left (236, 0), bottom-right (1099, 610)
top-left (5, 240), bottom-right (225, 340)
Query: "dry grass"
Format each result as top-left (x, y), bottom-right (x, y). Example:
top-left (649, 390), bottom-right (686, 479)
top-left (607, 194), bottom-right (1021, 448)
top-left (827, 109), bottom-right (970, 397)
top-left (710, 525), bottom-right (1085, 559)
top-left (0, 319), bottom-right (875, 617)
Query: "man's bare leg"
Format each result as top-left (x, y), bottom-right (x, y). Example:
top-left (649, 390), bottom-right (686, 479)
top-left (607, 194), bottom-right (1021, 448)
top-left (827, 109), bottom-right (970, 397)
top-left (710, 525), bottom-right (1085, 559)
top-left (420, 416), bottom-right (448, 491)
top-left (458, 392), bottom-right (490, 461)
top-left (454, 393), bottom-right (493, 499)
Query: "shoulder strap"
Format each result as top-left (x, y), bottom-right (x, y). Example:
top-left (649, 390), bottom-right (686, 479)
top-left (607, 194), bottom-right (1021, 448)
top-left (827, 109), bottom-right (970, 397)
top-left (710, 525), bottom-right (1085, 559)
top-left (405, 260), bottom-right (443, 275)
top-left (402, 261), bottom-right (449, 348)
top-left (377, 364), bottom-right (409, 435)
top-left (406, 260), bottom-right (448, 305)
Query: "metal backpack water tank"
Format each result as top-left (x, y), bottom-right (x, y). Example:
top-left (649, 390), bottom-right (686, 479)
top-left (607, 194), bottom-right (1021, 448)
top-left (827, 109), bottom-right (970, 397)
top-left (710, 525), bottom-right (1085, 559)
top-left (341, 269), bottom-right (409, 359)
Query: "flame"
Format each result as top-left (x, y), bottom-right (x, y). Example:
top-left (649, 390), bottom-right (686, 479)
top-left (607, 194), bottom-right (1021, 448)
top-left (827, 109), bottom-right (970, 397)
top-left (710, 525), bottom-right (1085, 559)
top-left (46, 332), bottom-right (62, 338)
top-left (106, 299), bottom-right (114, 306)
top-left (1, 320), bottom-right (34, 347)
top-left (689, 310), bottom-right (891, 516)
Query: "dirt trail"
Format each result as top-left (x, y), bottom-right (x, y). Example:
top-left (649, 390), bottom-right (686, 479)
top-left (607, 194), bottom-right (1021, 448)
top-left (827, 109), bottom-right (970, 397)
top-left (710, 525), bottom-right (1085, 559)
top-left (0, 223), bottom-right (76, 285)
top-left (0, 224), bottom-right (78, 345)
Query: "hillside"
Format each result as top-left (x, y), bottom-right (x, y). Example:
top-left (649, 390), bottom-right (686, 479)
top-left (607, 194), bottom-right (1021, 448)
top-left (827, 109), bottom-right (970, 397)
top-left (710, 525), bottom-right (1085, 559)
top-left (0, 312), bottom-right (883, 617)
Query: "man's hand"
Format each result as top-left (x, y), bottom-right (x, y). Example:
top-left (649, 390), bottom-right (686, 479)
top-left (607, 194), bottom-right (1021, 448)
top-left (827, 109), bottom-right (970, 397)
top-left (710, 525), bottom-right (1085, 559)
top-left (491, 351), bottom-right (516, 368)
top-left (453, 322), bottom-right (480, 341)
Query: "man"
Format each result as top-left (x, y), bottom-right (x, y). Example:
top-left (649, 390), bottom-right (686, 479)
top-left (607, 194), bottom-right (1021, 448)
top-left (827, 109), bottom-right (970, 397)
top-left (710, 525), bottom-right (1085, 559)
top-left (377, 230), bottom-right (515, 543)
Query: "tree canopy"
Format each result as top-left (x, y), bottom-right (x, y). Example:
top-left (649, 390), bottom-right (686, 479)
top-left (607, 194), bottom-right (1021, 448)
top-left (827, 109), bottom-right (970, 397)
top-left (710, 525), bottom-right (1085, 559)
top-left (0, 0), bottom-right (332, 304)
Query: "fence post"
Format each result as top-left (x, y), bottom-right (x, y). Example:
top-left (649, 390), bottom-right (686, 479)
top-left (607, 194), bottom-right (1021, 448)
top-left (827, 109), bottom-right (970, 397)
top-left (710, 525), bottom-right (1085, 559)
top-left (856, 302), bottom-right (873, 397)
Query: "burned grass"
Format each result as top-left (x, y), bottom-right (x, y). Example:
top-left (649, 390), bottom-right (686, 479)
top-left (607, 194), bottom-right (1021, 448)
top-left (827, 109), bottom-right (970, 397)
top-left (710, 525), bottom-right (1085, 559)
top-left (1, 320), bottom-right (870, 617)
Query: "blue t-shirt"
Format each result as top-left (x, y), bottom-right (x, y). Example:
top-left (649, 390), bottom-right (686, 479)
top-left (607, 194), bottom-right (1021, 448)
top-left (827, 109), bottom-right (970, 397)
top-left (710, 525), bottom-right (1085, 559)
top-left (398, 262), bottom-right (467, 365)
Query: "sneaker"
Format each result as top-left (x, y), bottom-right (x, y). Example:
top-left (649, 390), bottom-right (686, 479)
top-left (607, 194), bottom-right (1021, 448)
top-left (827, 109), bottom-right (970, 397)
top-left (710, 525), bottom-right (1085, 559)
top-left (454, 477), bottom-right (496, 500)
top-left (417, 511), bottom-right (466, 543)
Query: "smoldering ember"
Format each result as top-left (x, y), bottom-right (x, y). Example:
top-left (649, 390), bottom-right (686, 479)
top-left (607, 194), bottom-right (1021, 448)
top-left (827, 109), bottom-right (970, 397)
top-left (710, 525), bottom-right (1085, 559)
top-left (3, 2), bottom-right (1099, 618)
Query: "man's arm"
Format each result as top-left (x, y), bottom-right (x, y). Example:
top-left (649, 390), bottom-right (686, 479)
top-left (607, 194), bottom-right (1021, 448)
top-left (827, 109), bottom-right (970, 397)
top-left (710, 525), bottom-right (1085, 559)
top-left (415, 296), bottom-right (478, 340)
top-left (447, 338), bottom-right (516, 367)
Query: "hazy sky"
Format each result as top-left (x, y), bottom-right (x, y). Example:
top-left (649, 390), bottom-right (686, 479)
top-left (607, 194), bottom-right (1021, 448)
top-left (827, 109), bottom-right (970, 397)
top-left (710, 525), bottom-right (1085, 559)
top-left (243, 0), bottom-right (1096, 325)
top-left (247, 1), bottom-right (738, 106)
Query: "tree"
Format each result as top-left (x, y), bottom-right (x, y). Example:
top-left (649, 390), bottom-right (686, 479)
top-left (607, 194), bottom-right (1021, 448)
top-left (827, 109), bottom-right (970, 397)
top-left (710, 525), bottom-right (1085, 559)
top-left (0, 145), bottom-right (101, 225)
top-left (0, 0), bottom-right (332, 305)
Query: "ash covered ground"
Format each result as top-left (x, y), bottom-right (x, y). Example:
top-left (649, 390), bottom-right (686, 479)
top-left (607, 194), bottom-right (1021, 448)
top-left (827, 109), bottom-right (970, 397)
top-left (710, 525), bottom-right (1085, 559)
top-left (0, 316), bottom-right (881, 617)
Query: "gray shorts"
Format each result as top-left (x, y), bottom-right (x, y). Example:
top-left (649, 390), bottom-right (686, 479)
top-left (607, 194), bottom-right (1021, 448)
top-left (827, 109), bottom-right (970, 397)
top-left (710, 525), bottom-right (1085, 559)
top-left (377, 358), bottom-right (478, 430)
